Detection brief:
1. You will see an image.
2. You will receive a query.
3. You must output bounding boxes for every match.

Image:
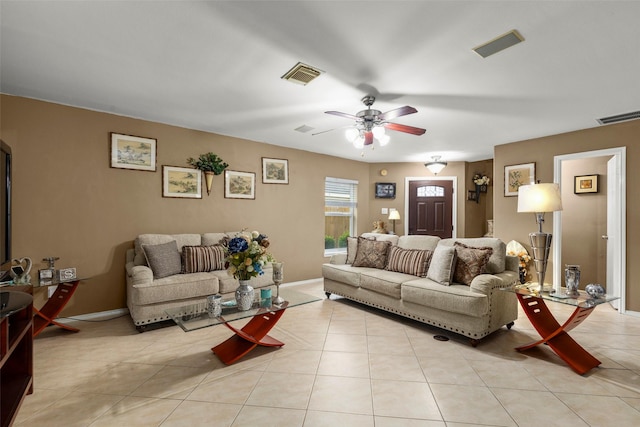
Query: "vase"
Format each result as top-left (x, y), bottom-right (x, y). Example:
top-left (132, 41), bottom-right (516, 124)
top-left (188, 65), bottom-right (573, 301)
top-left (474, 184), bottom-right (481, 204)
top-left (204, 171), bottom-right (214, 195)
top-left (235, 279), bottom-right (255, 311)
top-left (519, 267), bottom-right (527, 284)
top-left (565, 265), bottom-right (580, 296)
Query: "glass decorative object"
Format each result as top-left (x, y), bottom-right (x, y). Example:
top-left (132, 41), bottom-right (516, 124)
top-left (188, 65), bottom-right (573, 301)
top-left (235, 280), bottom-right (255, 311)
top-left (565, 265), bottom-right (580, 296)
top-left (272, 262), bottom-right (284, 305)
top-left (207, 294), bottom-right (222, 318)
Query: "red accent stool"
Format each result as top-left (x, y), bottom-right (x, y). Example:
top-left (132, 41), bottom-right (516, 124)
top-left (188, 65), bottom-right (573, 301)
top-left (212, 302), bottom-right (289, 364)
top-left (33, 280), bottom-right (81, 337)
top-left (515, 293), bottom-right (601, 375)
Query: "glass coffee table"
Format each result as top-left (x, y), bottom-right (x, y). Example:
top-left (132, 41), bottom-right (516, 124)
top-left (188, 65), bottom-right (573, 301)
top-left (503, 283), bottom-right (619, 374)
top-left (165, 288), bottom-right (320, 365)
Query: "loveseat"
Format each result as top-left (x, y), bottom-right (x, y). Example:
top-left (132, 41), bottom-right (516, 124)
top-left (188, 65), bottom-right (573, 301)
top-left (126, 232), bottom-right (273, 331)
top-left (323, 233), bottom-right (519, 344)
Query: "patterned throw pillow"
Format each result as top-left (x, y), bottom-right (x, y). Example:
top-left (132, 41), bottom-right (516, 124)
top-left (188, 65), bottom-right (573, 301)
top-left (453, 241), bottom-right (493, 285)
top-left (352, 237), bottom-right (391, 269)
top-left (385, 246), bottom-right (433, 277)
top-left (426, 245), bottom-right (457, 285)
top-left (142, 240), bottom-right (182, 279)
top-left (182, 245), bottom-right (225, 273)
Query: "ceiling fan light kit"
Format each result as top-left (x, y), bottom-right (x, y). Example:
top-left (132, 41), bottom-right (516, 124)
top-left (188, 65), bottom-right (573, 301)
top-left (425, 156), bottom-right (448, 175)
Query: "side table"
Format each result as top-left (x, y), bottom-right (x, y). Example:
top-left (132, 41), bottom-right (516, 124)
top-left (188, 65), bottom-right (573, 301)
top-left (31, 278), bottom-right (87, 337)
top-left (503, 284), bottom-right (619, 375)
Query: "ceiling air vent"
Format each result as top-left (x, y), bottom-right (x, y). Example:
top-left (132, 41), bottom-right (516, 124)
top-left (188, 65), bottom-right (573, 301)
top-left (281, 62), bottom-right (323, 85)
top-left (597, 110), bottom-right (640, 125)
top-left (294, 125), bottom-right (314, 133)
top-left (473, 30), bottom-right (524, 58)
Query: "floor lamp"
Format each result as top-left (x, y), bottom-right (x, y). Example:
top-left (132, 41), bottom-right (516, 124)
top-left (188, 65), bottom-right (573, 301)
top-left (388, 209), bottom-right (400, 235)
top-left (517, 183), bottom-right (563, 294)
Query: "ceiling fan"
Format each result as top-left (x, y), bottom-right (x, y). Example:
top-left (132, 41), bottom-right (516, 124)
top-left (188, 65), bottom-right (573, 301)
top-left (314, 95), bottom-right (426, 148)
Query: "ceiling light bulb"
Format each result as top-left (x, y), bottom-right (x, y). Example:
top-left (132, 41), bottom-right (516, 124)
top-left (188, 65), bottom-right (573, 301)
top-left (353, 137), bottom-right (365, 149)
top-left (372, 126), bottom-right (386, 138)
top-left (345, 128), bottom-right (359, 142)
top-left (378, 134), bottom-right (390, 146)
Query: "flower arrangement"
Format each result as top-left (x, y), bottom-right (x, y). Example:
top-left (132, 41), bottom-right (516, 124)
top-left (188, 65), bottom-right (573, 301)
top-left (473, 174), bottom-right (490, 186)
top-left (222, 230), bottom-right (274, 281)
top-left (507, 250), bottom-right (532, 269)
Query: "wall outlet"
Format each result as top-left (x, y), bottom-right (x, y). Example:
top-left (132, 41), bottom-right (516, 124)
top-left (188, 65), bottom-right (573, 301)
top-left (48, 285), bottom-right (58, 298)
top-left (381, 208), bottom-right (389, 214)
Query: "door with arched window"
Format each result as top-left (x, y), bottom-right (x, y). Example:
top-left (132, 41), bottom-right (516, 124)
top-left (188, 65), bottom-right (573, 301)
top-left (408, 180), bottom-right (453, 238)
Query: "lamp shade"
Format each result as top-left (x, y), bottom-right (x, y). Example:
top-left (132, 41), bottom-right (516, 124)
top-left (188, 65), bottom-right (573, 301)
top-left (424, 156), bottom-right (447, 175)
top-left (517, 183), bottom-right (563, 213)
top-left (388, 210), bottom-right (400, 220)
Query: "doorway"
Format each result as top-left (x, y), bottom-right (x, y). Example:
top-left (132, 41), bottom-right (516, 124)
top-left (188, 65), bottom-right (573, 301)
top-left (553, 148), bottom-right (626, 313)
top-left (405, 177), bottom-right (456, 238)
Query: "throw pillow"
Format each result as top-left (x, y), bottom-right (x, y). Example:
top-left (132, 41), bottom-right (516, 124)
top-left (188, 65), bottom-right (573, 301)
top-left (352, 237), bottom-right (391, 269)
top-left (453, 242), bottom-right (493, 285)
top-left (385, 246), bottom-right (433, 277)
top-left (142, 240), bottom-right (182, 279)
top-left (426, 245), bottom-right (457, 285)
top-left (182, 245), bottom-right (225, 274)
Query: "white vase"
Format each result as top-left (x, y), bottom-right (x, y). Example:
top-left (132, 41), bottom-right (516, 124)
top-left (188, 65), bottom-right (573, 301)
top-left (235, 279), bottom-right (255, 311)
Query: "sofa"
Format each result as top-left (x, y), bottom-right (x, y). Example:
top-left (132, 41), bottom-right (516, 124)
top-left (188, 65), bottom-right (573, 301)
top-left (126, 232), bottom-right (273, 331)
top-left (323, 233), bottom-right (519, 345)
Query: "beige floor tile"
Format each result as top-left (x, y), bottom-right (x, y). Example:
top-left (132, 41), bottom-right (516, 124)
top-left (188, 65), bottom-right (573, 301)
top-left (374, 417), bottom-right (446, 427)
top-left (622, 396), bottom-right (640, 411)
top-left (317, 350), bottom-right (371, 378)
top-left (75, 362), bottom-right (164, 395)
top-left (367, 334), bottom-right (413, 355)
top-left (187, 370), bottom-right (264, 404)
top-left (231, 405), bottom-right (306, 427)
top-left (371, 379), bottom-right (441, 420)
top-left (267, 349), bottom-right (322, 374)
top-left (523, 363), bottom-right (613, 395)
top-left (308, 375), bottom-right (373, 414)
top-left (89, 396), bottom-right (182, 427)
top-left (160, 400), bottom-right (241, 427)
top-left (418, 357), bottom-right (485, 385)
top-left (492, 388), bottom-right (588, 427)
top-left (245, 372), bottom-right (315, 409)
top-left (558, 393), bottom-right (640, 426)
top-left (323, 333), bottom-right (368, 353)
top-left (130, 365), bottom-right (210, 399)
top-left (304, 410), bottom-right (374, 427)
top-left (469, 359), bottom-right (547, 390)
top-left (430, 383), bottom-right (516, 426)
top-left (329, 318), bottom-right (367, 335)
top-left (369, 353), bottom-right (425, 382)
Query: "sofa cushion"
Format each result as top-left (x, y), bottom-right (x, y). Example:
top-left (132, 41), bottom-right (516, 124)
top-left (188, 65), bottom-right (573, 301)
top-left (361, 233), bottom-right (400, 246)
top-left (346, 236), bottom-right (359, 264)
top-left (453, 242), bottom-right (493, 285)
top-left (352, 237), bottom-right (391, 269)
top-left (397, 235), bottom-right (440, 251)
top-left (439, 238), bottom-right (506, 274)
top-left (426, 245), bottom-right (457, 285)
top-left (385, 246), bottom-right (432, 277)
top-left (360, 270), bottom-right (416, 299)
top-left (322, 264), bottom-right (363, 288)
top-left (201, 233), bottom-right (229, 246)
top-left (130, 272), bottom-right (219, 305)
top-left (402, 278), bottom-right (489, 317)
top-left (182, 245), bottom-right (225, 273)
top-left (134, 233), bottom-right (202, 266)
top-left (142, 240), bottom-right (182, 279)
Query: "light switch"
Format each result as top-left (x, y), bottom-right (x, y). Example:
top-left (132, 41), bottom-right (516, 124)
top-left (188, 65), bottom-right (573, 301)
top-left (381, 208), bottom-right (389, 215)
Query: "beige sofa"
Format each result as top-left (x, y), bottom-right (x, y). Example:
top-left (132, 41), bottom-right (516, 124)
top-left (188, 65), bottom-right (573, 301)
top-left (323, 234), bottom-right (519, 344)
top-left (126, 232), bottom-right (273, 331)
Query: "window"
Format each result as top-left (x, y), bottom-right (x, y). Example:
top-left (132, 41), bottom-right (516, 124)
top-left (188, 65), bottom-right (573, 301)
top-left (417, 185), bottom-right (444, 197)
top-left (325, 177), bottom-right (358, 254)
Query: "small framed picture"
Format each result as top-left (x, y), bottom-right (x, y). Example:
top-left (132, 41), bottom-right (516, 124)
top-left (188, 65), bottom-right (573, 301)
top-left (375, 182), bottom-right (396, 199)
top-left (467, 190), bottom-right (478, 201)
top-left (110, 133), bottom-right (157, 171)
top-left (262, 157), bottom-right (289, 184)
top-left (504, 162), bottom-right (535, 196)
top-left (225, 170), bottom-right (256, 199)
top-left (162, 166), bottom-right (202, 198)
top-left (575, 174), bottom-right (599, 194)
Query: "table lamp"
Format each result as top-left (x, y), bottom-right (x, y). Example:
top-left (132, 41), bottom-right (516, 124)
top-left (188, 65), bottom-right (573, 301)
top-left (388, 209), bottom-right (400, 234)
top-left (517, 183), bottom-right (562, 294)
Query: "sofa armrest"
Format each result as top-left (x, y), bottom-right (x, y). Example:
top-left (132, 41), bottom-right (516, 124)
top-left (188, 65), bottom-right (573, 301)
top-left (329, 253), bottom-right (348, 265)
top-left (126, 262), bottom-right (153, 285)
top-left (505, 255), bottom-right (519, 273)
top-left (470, 270), bottom-right (518, 295)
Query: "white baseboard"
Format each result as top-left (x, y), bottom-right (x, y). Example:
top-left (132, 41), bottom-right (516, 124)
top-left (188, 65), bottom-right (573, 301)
top-left (57, 308), bottom-right (130, 324)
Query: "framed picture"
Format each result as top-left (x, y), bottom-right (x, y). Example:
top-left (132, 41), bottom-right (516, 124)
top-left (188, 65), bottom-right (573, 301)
top-left (575, 174), bottom-right (599, 194)
top-left (467, 190), bottom-right (477, 201)
top-left (262, 157), bottom-right (289, 184)
top-left (110, 133), bottom-right (157, 171)
top-left (504, 162), bottom-right (535, 196)
top-left (162, 166), bottom-right (202, 198)
top-left (375, 182), bottom-right (396, 199)
top-left (225, 170), bottom-right (256, 199)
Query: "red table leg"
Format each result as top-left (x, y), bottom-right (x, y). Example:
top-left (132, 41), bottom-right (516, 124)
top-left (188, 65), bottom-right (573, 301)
top-left (33, 281), bottom-right (81, 337)
top-left (515, 294), bottom-right (601, 374)
top-left (212, 302), bottom-right (289, 365)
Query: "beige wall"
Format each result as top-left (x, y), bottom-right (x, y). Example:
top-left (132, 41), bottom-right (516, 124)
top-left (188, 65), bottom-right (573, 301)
top-left (494, 119), bottom-right (640, 312)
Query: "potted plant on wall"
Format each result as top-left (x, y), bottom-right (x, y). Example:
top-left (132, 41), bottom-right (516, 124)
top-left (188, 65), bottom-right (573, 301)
top-left (187, 152), bottom-right (229, 195)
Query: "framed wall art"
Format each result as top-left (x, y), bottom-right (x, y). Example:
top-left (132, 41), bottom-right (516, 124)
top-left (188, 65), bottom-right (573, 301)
top-left (574, 174), bottom-right (599, 194)
top-left (225, 170), bottom-right (256, 199)
top-left (504, 162), bottom-right (535, 196)
top-left (162, 166), bottom-right (202, 198)
top-left (262, 157), bottom-right (289, 184)
top-left (375, 182), bottom-right (396, 199)
top-left (110, 133), bottom-right (157, 171)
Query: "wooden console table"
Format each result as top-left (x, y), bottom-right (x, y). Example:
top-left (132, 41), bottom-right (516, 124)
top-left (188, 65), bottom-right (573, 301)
top-left (504, 284), bottom-right (619, 375)
top-left (31, 278), bottom-right (86, 337)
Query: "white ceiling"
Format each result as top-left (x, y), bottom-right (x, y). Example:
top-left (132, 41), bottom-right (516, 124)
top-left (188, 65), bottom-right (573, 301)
top-left (2, 1), bottom-right (639, 163)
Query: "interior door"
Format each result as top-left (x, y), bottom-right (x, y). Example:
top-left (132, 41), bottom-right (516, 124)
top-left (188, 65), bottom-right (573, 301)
top-left (408, 180), bottom-right (453, 238)
top-left (607, 156), bottom-right (620, 309)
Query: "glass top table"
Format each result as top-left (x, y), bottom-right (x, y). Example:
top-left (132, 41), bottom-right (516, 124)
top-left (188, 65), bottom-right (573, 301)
top-left (165, 287), bottom-right (321, 365)
top-left (501, 283), bottom-right (620, 374)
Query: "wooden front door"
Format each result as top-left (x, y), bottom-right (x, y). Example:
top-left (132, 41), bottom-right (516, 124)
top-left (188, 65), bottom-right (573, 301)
top-left (408, 180), bottom-right (453, 238)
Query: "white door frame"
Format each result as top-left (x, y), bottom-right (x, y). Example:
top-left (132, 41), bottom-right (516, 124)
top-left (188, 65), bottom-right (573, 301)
top-left (553, 147), bottom-right (626, 313)
top-left (404, 176), bottom-right (458, 238)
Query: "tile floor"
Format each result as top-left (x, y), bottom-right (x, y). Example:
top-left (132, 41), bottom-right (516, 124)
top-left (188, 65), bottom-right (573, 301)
top-left (15, 280), bottom-right (640, 426)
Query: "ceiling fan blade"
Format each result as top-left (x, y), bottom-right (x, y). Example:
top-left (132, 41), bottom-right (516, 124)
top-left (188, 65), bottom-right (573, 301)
top-left (364, 131), bottom-right (374, 145)
top-left (378, 106), bottom-right (417, 121)
top-left (325, 111), bottom-right (360, 120)
top-left (384, 122), bottom-right (426, 135)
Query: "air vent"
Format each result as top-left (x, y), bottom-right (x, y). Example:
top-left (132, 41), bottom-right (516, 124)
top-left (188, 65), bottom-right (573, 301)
top-left (281, 62), bottom-right (323, 85)
top-left (294, 125), bottom-right (314, 133)
top-left (473, 30), bottom-right (524, 58)
top-left (597, 110), bottom-right (640, 125)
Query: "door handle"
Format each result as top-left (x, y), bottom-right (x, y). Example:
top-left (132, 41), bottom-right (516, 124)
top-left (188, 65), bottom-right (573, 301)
top-left (602, 235), bottom-right (609, 240)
